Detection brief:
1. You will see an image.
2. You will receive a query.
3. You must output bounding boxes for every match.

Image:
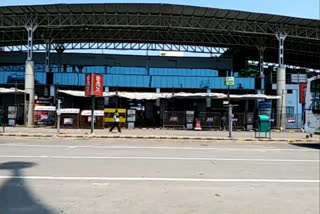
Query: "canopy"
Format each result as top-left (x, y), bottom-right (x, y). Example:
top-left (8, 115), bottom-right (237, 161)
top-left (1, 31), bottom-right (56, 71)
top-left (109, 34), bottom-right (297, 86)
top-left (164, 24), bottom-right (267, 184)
top-left (58, 90), bottom-right (280, 100)
top-left (0, 87), bottom-right (25, 94)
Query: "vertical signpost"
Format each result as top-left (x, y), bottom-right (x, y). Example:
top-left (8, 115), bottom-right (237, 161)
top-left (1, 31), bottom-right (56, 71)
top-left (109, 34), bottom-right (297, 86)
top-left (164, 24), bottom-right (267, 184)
top-left (225, 77), bottom-right (235, 138)
top-left (56, 98), bottom-right (61, 134)
top-left (85, 73), bottom-right (104, 134)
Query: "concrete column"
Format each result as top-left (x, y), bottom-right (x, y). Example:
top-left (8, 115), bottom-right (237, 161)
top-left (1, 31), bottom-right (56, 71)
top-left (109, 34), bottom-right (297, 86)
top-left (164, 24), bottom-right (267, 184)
top-left (104, 87), bottom-right (109, 106)
top-left (276, 67), bottom-right (286, 130)
top-left (25, 60), bottom-right (35, 126)
top-left (276, 32), bottom-right (287, 130)
top-left (156, 88), bottom-right (160, 107)
top-left (206, 89), bottom-right (211, 108)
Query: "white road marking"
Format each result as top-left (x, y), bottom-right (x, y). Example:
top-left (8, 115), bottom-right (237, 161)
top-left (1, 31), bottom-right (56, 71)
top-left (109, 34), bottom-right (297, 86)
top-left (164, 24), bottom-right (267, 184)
top-left (92, 183), bottom-right (110, 186)
top-left (0, 175), bottom-right (318, 183)
top-left (0, 144), bottom-right (316, 152)
top-left (0, 155), bottom-right (318, 162)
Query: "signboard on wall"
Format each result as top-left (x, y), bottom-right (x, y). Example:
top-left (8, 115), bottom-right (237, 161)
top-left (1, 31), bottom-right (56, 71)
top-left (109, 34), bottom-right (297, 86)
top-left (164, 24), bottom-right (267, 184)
top-left (258, 101), bottom-right (272, 110)
top-left (127, 109), bottom-right (136, 122)
top-left (258, 101), bottom-right (272, 117)
top-left (85, 73), bottom-right (104, 96)
top-left (8, 106), bottom-right (17, 119)
top-left (81, 110), bottom-right (104, 116)
top-left (225, 77), bottom-right (235, 86)
top-left (299, 82), bottom-right (307, 104)
top-left (34, 96), bottom-right (54, 105)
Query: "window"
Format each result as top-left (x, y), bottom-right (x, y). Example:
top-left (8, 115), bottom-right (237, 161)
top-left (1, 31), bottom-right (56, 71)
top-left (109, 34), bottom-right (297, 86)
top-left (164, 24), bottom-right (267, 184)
top-left (287, 89), bottom-right (293, 94)
top-left (311, 79), bottom-right (320, 113)
top-left (286, 106), bottom-right (294, 116)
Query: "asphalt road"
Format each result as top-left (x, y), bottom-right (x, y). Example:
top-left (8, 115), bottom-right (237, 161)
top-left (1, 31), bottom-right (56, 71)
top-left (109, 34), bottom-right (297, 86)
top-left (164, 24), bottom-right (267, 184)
top-left (0, 137), bottom-right (319, 214)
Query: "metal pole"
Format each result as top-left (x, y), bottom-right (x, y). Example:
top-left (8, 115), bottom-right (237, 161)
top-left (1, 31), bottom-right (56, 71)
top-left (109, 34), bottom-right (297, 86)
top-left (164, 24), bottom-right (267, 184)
top-left (57, 99), bottom-right (61, 134)
top-left (258, 46), bottom-right (265, 94)
top-left (91, 95), bottom-right (95, 134)
top-left (229, 104), bottom-right (232, 138)
top-left (228, 85), bottom-right (232, 137)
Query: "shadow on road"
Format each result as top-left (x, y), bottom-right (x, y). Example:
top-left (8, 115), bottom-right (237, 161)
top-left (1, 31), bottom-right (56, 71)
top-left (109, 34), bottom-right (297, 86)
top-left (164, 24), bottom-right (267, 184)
top-left (290, 143), bottom-right (320, 150)
top-left (0, 162), bottom-right (57, 214)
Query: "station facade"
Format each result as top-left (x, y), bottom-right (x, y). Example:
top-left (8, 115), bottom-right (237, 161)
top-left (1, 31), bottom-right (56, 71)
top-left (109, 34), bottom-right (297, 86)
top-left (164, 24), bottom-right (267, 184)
top-left (0, 52), bottom-right (260, 128)
top-left (0, 3), bottom-right (319, 130)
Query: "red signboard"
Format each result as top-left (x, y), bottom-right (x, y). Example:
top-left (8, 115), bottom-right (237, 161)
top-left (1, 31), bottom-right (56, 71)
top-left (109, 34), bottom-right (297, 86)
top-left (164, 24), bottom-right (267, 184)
top-left (85, 73), bottom-right (104, 96)
top-left (299, 82), bottom-right (307, 104)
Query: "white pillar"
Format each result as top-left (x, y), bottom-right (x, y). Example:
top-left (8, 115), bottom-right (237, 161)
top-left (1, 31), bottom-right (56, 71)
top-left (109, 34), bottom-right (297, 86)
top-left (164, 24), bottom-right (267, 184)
top-left (206, 89), bottom-right (211, 108)
top-left (25, 60), bottom-right (35, 126)
top-left (156, 88), bottom-right (160, 106)
top-left (276, 32), bottom-right (287, 130)
top-left (277, 67), bottom-right (286, 130)
top-left (104, 87), bottom-right (109, 106)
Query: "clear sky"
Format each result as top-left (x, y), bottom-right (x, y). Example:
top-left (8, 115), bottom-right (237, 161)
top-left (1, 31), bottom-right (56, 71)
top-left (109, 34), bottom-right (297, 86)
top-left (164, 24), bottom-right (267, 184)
top-left (0, 0), bottom-right (318, 19)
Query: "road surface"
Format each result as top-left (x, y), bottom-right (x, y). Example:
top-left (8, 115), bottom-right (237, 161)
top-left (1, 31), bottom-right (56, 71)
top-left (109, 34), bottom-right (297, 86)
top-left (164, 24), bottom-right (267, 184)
top-left (0, 137), bottom-right (319, 214)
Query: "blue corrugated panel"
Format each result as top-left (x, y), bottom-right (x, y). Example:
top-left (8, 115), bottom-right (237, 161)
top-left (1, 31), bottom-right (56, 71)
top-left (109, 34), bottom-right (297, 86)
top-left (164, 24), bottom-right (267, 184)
top-left (0, 72), bottom-right (9, 83)
top-left (35, 73), bottom-right (46, 84)
top-left (151, 76), bottom-right (158, 88)
top-left (124, 75), bottom-right (131, 87)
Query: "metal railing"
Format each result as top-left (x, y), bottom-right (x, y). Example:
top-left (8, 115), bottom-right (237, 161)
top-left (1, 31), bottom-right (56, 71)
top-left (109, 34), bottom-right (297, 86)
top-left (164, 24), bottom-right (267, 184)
top-left (163, 111), bottom-right (185, 128)
top-left (221, 113), bottom-right (246, 130)
top-left (270, 114), bottom-right (304, 129)
top-left (163, 111), bottom-right (305, 130)
top-left (199, 112), bottom-right (222, 130)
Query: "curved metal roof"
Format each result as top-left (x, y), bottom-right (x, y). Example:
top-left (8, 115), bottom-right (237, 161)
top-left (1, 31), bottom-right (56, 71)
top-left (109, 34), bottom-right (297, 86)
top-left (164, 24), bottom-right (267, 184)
top-left (0, 3), bottom-right (319, 68)
top-left (1, 3), bottom-right (318, 27)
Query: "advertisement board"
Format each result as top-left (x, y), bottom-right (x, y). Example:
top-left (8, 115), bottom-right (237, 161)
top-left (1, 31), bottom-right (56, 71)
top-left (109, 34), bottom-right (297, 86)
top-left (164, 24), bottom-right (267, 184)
top-left (299, 82), bottom-right (307, 104)
top-left (8, 106), bottom-right (17, 119)
top-left (186, 111), bottom-right (194, 123)
top-left (85, 73), bottom-right (104, 97)
top-left (34, 111), bottom-right (55, 125)
top-left (127, 109), bottom-right (136, 122)
top-left (85, 74), bottom-right (92, 96)
top-left (258, 101), bottom-right (272, 117)
top-left (63, 118), bottom-right (73, 125)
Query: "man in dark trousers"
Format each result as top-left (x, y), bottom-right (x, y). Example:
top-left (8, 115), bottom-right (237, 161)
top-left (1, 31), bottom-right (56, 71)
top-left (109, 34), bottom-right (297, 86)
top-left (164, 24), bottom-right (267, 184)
top-left (109, 109), bottom-right (121, 133)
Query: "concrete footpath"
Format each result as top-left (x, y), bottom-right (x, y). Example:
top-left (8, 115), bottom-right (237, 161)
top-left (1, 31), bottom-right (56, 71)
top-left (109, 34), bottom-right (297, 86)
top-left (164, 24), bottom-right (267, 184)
top-left (0, 126), bottom-right (319, 143)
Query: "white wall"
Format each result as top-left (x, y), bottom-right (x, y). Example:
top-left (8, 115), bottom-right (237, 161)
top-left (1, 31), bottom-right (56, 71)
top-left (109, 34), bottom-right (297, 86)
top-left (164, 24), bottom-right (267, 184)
top-left (286, 84), bottom-right (302, 115)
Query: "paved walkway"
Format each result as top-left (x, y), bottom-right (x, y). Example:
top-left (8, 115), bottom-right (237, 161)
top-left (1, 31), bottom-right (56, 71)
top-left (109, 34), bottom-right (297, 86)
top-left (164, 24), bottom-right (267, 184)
top-left (0, 126), bottom-right (319, 143)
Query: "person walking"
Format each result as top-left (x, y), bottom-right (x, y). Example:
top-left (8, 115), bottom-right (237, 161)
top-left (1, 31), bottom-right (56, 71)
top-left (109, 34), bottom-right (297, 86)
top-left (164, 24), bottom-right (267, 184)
top-left (109, 109), bottom-right (121, 133)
